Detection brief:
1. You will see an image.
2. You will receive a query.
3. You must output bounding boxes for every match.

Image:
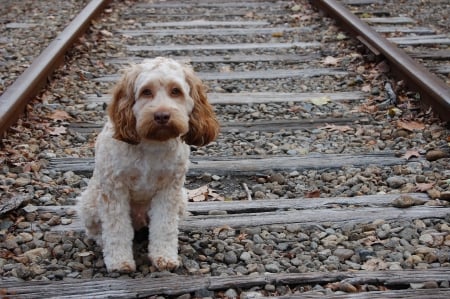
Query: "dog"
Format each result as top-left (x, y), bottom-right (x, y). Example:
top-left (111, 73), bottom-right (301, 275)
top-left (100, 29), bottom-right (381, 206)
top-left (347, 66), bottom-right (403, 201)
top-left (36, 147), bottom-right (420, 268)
top-left (77, 57), bottom-right (219, 273)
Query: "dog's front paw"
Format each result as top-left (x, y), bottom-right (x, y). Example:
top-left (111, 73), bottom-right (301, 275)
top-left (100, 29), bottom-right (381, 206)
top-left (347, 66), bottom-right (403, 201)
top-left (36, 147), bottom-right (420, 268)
top-left (150, 255), bottom-right (179, 271)
top-left (106, 259), bottom-right (136, 273)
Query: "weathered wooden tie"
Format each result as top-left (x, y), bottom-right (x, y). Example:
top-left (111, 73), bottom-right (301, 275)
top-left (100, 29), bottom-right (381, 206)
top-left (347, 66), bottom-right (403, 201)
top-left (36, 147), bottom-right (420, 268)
top-left (48, 152), bottom-right (416, 176)
top-left (85, 91), bottom-right (367, 104)
top-left (94, 67), bottom-right (345, 82)
top-left (1, 269), bottom-right (449, 298)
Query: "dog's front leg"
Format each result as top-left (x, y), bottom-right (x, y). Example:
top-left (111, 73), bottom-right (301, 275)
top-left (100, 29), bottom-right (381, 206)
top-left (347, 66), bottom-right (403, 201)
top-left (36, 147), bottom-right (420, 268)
top-left (148, 189), bottom-right (182, 271)
top-left (100, 187), bottom-right (136, 273)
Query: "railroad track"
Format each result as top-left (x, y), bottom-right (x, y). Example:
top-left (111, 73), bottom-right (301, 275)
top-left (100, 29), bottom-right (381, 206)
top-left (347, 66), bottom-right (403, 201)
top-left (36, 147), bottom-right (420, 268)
top-left (0, 0), bottom-right (449, 298)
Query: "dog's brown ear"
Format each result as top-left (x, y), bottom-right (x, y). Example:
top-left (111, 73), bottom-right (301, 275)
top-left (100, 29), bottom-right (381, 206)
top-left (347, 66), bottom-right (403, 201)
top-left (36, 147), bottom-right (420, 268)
top-left (182, 66), bottom-right (220, 146)
top-left (108, 66), bottom-right (141, 145)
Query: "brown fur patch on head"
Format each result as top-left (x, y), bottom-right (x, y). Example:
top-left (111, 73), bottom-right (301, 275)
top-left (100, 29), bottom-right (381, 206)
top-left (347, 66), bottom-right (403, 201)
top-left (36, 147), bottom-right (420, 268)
top-left (182, 66), bottom-right (220, 146)
top-left (108, 65), bottom-right (142, 144)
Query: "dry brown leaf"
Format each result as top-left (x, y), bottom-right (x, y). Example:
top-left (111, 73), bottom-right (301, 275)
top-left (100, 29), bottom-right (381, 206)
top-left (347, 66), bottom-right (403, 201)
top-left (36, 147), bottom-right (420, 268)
top-left (208, 189), bottom-right (224, 201)
top-left (0, 249), bottom-right (15, 259)
top-left (320, 124), bottom-right (352, 132)
top-left (361, 258), bottom-right (388, 271)
top-left (309, 96), bottom-right (330, 106)
top-left (187, 185), bottom-right (224, 202)
top-left (49, 126), bottom-right (67, 136)
top-left (219, 65), bottom-right (232, 73)
top-left (397, 120), bottom-right (425, 132)
top-left (100, 29), bottom-right (113, 37)
top-left (361, 235), bottom-right (380, 246)
top-left (305, 189), bottom-right (320, 198)
top-left (271, 32), bottom-right (284, 38)
top-left (48, 110), bottom-right (72, 121)
top-left (403, 149), bottom-right (421, 160)
top-left (323, 56), bottom-right (339, 66)
top-left (375, 60), bottom-right (390, 73)
top-left (77, 251), bottom-right (94, 257)
top-left (187, 185), bottom-right (208, 202)
top-left (244, 12), bottom-right (255, 18)
top-left (236, 233), bottom-right (248, 241)
top-left (361, 84), bottom-right (371, 93)
top-left (415, 182), bottom-right (435, 192)
top-left (289, 105), bottom-right (304, 113)
top-left (357, 103), bottom-right (378, 113)
top-left (213, 225), bottom-right (232, 235)
top-left (325, 282), bottom-right (341, 291)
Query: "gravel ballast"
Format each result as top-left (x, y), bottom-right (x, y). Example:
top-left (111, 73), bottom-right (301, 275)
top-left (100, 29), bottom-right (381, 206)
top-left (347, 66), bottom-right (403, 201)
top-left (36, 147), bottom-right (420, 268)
top-left (0, 0), bottom-right (449, 297)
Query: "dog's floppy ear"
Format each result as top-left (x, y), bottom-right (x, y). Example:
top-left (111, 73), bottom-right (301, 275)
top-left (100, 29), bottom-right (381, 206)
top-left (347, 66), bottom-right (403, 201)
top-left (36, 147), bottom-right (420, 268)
top-left (182, 66), bottom-right (220, 146)
top-left (108, 65), bottom-right (141, 145)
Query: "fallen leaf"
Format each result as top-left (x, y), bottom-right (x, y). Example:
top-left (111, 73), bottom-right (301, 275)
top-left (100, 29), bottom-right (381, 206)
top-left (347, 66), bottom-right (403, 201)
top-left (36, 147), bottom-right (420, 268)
top-left (208, 189), bottom-right (224, 201)
top-left (356, 103), bottom-right (378, 113)
top-left (305, 189), bottom-right (320, 198)
top-left (244, 11), bottom-right (255, 18)
top-left (361, 258), bottom-right (388, 271)
top-left (291, 4), bottom-right (302, 12)
top-left (77, 251), bottom-right (94, 257)
top-left (376, 60), bottom-right (390, 73)
top-left (219, 65), bottom-right (232, 73)
top-left (402, 149), bottom-right (420, 160)
top-left (48, 110), bottom-right (72, 121)
top-left (289, 105), bottom-right (305, 113)
top-left (325, 282), bottom-right (341, 291)
top-left (236, 233), bottom-right (248, 241)
top-left (213, 225), bottom-right (232, 235)
top-left (320, 124), bottom-right (352, 132)
top-left (361, 84), bottom-right (371, 92)
top-left (271, 32), bottom-right (284, 38)
top-left (415, 182), bottom-right (435, 192)
top-left (336, 32), bottom-right (347, 40)
top-left (323, 56), bottom-right (339, 66)
top-left (397, 120), bottom-right (425, 132)
top-left (361, 235), bottom-right (381, 246)
top-left (187, 185), bottom-right (224, 202)
top-left (187, 185), bottom-right (209, 202)
top-left (49, 126), bottom-right (67, 136)
top-left (309, 96), bottom-right (330, 106)
top-left (0, 249), bottom-right (15, 259)
top-left (100, 29), bottom-right (113, 37)
top-left (387, 107), bottom-right (402, 117)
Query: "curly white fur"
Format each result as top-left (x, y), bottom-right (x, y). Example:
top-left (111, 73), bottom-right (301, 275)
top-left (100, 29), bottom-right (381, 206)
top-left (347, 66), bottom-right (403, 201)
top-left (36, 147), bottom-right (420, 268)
top-left (77, 57), bottom-right (219, 273)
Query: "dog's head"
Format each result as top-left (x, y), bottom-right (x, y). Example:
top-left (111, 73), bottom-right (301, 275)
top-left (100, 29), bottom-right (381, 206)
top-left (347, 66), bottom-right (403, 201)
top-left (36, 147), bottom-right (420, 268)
top-left (108, 57), bottom-right (219, 146)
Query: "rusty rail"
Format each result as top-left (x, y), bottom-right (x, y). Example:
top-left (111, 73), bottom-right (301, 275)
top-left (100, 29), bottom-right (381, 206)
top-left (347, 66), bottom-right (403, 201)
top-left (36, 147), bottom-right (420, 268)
top-left (311, 0), bottom-right (450, 121)
top-left (0, 0), bottom-right (111, 136)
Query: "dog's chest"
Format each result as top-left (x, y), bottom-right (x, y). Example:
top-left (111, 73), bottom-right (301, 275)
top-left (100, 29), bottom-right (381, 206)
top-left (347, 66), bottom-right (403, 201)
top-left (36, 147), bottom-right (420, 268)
top-left (128, 166), bottom-right (180, 199)
top-left (124, 148), bottom-right (188, 202)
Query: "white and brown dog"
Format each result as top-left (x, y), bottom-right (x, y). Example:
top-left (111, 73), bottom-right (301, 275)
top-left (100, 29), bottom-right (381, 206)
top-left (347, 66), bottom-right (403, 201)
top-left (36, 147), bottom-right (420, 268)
top-left (77, 57), bottom-right (219, 273)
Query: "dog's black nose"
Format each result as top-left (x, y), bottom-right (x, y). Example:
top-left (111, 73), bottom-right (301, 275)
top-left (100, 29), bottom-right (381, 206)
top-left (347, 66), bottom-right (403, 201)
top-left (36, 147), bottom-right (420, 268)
top-left (154, 111), bottom-right (171, 124)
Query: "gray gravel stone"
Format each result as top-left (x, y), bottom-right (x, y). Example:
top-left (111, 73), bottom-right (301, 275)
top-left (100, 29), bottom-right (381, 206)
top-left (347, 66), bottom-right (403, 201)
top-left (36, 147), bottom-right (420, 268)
top-left (387, 176), bottom-right (407, 188)
top-left (333, 248), bottom-right (354, 261)
top-left (265, 262), bottom-right (280, 273)
top-left (224, 251), bottom-right (238, 264)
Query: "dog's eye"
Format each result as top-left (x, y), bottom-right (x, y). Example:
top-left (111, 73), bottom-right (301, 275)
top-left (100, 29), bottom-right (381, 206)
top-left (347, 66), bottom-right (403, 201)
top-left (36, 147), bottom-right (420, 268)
top-left (142, 89), bottom-right (153, 97)
top-left (171, 87), bottom-right (182, 97)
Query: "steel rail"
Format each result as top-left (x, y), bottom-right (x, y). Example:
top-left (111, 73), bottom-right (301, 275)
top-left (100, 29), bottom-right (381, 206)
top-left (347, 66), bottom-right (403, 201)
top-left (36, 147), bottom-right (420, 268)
top-left (0, 0), bottom-right (111, 136)
top-left (311, 0), bottom-right (450, 121)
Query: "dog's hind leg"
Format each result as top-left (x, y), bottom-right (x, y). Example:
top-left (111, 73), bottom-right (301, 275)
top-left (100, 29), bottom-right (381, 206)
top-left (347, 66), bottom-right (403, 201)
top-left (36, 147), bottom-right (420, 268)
top-left (77, 185), bottom-right (102, 245)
